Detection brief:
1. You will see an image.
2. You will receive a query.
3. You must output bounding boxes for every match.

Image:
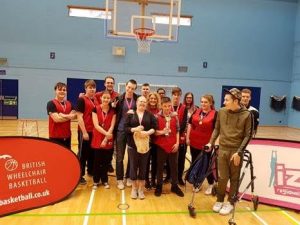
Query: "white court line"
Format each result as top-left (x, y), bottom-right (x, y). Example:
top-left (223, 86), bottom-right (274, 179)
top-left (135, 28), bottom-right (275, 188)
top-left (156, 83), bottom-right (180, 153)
top-left (245, 206), bottom-right (269, 225)
top-left (280, 210), bottom-right (300, 225)
top-left (121, 189), bottom-right (127, 225)
top-left (83, 189), bottom-right (96, 225)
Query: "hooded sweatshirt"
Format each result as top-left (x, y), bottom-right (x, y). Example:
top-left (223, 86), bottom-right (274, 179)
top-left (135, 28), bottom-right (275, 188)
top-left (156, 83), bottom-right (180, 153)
top-left (209, 106), bottom-right (253, 153)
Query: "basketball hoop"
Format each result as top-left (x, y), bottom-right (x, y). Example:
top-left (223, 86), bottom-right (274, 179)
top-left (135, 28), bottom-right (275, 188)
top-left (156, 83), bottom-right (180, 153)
top-left (134, 28), bottom-right (155, 53)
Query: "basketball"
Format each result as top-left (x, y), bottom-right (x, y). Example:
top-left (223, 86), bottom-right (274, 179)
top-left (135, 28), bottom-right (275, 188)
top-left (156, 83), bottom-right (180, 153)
top-left (5, 158), bottom-right (18, 171)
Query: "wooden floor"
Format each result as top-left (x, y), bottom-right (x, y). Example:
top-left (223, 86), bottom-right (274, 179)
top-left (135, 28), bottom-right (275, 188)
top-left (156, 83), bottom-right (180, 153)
top-left (0, 120), bottom-right (300, 225)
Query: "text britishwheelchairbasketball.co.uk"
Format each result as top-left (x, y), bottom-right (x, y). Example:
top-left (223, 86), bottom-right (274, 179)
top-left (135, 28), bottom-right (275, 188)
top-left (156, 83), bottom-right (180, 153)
top-left (0, 189), bottom-right (50, 206)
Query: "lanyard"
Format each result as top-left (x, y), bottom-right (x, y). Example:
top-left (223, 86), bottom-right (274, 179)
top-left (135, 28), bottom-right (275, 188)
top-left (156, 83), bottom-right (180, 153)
top-left (125, 98), bottom-right (133, 110)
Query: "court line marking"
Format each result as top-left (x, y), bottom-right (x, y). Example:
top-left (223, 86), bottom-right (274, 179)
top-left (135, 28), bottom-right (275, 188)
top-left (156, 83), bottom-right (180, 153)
top-left (8, 208), bottom-right (283, 217)
top-left (82, 189), bottom-right (96, 225)
top-left (245, 206), bottom-right (269, 225)
top-left (280, 210), bottom-right (300, 225)
top-left (121, 189), bottom-right (127, 225)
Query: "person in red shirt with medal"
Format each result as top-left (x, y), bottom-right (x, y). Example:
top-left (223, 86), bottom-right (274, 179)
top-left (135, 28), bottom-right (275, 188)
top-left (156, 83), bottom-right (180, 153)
top-left (154, 96), bottom-right (184, 197)
top-left (47, 82), bottom-right (76, 148)
top-left (186, 94), bottom-right (217, 194)
top-left (76, 80), bottom-right (97, 185)
top-left (91, 91), bottom-right (116, 190)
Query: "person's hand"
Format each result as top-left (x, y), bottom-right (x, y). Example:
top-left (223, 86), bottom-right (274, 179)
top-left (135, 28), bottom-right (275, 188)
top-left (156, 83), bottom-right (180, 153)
top-left (82, 132), bottom-right (89, 141)
top-left (172, 143), bottom-right (179, 152)
top-left (230, 153), bottom-right (241, 166)
top-left (136, 125), bottom-right (144, 132)
top-left (163, 127), bottom-right (171, 135)
top-left (111, 99), bottom-right (119, 108)
top-left (204, 143), bottom-right (212, 152)
top-left (106, 133), bottom-right (113, 140)
top-left (100, 138), bottom-right (107, 147)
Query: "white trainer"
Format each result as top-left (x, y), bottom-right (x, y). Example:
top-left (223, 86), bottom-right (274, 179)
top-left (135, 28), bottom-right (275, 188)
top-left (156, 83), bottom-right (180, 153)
top-left (219, 202), bottom-right (234, 215)
top-left (103, 182), bottom-right (110, 189)
top-left (131, 189), bottom-right (138, 199)
top-left (212, 202), bottom-right (223, 213)
top-left (126, 178), bottom-right (132, 187)
top-left (92, 183), bottom-right (99, 190)
top-left (205, 185), bottom-right (213, 195)
top-left (117, 180), bottom-right (125, 190)
top-left (138, 190), bottom-right (145, 200)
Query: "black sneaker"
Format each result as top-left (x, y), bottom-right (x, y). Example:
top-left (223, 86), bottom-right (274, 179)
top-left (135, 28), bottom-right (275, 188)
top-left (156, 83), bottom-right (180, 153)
top-left (154, 184), bottom-right (162, 197)
top-left (171, 185), bottom-right (184, 197)
top-left (178, 178), bottom-right (185, 186)
top-left (108, 165), bottom-right (114, 173)
top-left (79, 177), bottom-right (87, 185)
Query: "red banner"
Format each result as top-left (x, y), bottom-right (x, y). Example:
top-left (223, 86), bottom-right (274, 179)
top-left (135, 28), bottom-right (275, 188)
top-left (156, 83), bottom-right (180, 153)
top-left (0, 137), bottom-right (81, 217)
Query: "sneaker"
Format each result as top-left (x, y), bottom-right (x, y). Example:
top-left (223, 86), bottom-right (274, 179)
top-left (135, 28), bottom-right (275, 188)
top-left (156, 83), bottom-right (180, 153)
top-left (126, 178), bottom-right (132, 187)
top-left (154, 184), bottom-right (162, 197)
top-left (212, 202), bottom-right (223, 213)
top-left (117, 180), bottom-right (125, 190)
top-left (79, 177), bottom-right (87, 185)
top-left (138, 189), bottom-right (145, 200)
top-left (219, 202), bottom-right (234, 215)
top-left (205, 185), bottom-right (213, 195)
top-left (171, 185), bottom-right (184, 197)
top-left (92, 183), bottom-right (99, 190)
top-left (108, 165), bottom-right (114, 173)
top-left (103, 182), bottom-right (110, 189)
top-left (131, 189), bottom-right (138, 199)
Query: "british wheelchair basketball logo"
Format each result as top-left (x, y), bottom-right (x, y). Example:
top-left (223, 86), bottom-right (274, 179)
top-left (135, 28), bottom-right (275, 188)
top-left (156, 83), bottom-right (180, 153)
top-left (0, 155), bottom-right (18, 171)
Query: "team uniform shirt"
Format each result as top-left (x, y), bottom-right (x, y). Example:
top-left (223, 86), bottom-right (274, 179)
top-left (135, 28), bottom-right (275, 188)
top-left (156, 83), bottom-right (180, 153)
top-left (47, 99), bottom-right (73, 138)
top-left (76, 96), bottom-right (96, 132)
top-left (188, 108), bottom-right (217, 150)
top-left (154, 112), bottom-right (180, 153)
top-left (91, 106), bottom-right (115, 149)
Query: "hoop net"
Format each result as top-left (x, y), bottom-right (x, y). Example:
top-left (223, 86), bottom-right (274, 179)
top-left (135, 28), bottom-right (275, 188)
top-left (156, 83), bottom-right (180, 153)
top-left (134, 28), bottom-right (155, 53)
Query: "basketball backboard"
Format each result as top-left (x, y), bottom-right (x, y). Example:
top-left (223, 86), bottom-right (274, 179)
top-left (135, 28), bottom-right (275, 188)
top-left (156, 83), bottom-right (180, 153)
top-left (104, 0), bottom-right (181, 42)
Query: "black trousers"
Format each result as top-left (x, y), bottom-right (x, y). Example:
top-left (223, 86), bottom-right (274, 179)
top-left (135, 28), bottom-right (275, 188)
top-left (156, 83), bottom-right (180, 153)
top-left (93, 148), bottom-right (112, 183)
top-left (156, 147), bottom-right (179, 186)
top-left (78, 131), bottom-right (94, 177)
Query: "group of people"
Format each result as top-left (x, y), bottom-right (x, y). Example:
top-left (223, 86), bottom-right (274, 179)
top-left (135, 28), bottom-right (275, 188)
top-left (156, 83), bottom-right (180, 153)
top-left (46, 76), bottom-right (259, 215)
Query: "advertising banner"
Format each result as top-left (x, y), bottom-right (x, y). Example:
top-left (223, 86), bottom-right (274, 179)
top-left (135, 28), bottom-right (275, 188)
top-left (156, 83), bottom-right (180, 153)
top-left (240, 139), bottom-right (300, 210)
top-left (0, 137), bottom-right (81, 217)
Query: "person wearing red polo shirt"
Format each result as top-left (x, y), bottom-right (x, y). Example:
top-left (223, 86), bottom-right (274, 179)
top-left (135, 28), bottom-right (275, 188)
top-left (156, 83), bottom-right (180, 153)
top-left (76, 79), bottom-right (97, 185)
top-left (47, 82), bottom-right (76, 148)
top-left (154, 96), bottom-right (184, 197)
top-left (186, 94), bottom-right (217, 194)
top-left (91, 91), bottom-right (116, 189)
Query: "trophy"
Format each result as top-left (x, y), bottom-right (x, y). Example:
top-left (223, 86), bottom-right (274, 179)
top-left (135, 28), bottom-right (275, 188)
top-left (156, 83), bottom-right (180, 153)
top-left (165, 116), bottom-right (171, 136)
